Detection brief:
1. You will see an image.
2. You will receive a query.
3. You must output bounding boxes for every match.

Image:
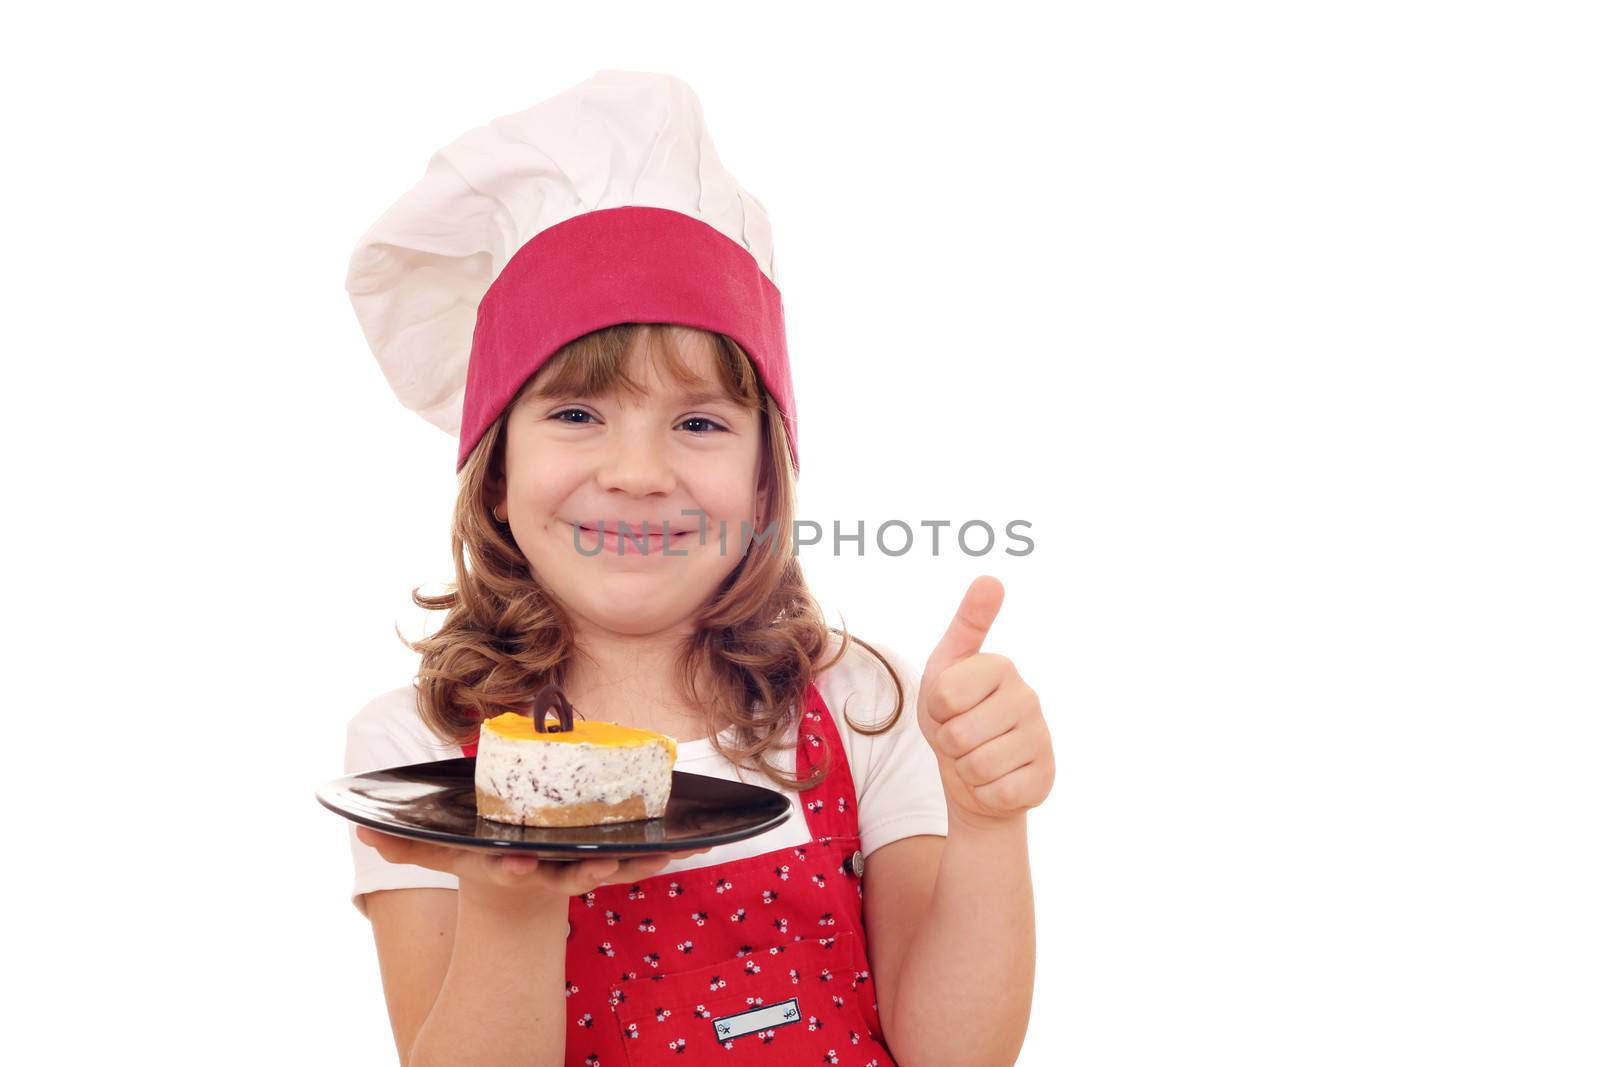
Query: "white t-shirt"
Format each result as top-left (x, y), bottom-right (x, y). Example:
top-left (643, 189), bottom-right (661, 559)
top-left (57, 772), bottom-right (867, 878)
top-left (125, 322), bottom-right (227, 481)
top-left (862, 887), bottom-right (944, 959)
top-left (342, 636), bottom-right (949, 916)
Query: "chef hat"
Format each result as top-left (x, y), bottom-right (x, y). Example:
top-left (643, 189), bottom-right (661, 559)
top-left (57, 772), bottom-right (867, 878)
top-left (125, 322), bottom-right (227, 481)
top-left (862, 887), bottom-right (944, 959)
top-left (345, 70), bottom-right (797, 473)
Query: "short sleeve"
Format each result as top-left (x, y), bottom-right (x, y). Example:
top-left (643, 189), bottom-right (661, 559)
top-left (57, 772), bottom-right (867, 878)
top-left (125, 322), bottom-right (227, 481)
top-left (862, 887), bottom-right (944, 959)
top-left (344, 686), bottom-right (461, 917)
top-left (819, 638), bottom-right (949, 858)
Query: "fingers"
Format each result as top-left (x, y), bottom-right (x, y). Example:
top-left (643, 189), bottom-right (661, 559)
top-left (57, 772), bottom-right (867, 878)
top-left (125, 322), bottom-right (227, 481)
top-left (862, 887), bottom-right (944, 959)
top-left (932, 679), bottom-right (1023, 758)
top-left (970, 760), bottom-right (1052, 814)
top-left (517, 853), bottom-right (661, 897)
top-left (566, 857), bottom-right (624, 894)
top-left (356, 826), bottom-right (425, 867)
top-left (498, 853), bottom-right (541, 877)
top-left (922, 651), bottom-right (1015, 725)
top-left (949, 724), bottom-right (1036, 788)
top-left (556, 846), bottom-right (707, 894)
top-left (483, 853), bottom-right (616, 895)
top-left (356, 825), bottom-right (718, 897)
top-left (560, 854), bottom-right (665, 896)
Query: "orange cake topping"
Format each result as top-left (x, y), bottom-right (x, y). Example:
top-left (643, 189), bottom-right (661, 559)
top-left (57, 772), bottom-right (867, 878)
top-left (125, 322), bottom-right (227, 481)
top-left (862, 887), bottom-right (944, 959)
top-left (480, 682), bottom-right (678, 762)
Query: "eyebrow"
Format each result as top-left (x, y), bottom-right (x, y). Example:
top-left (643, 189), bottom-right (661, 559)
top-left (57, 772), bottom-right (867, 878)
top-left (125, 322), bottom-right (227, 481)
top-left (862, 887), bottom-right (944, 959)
top-left (673, 389), bottom-right (740, 407)
top-left (537, 386), bottom-right (738, 407)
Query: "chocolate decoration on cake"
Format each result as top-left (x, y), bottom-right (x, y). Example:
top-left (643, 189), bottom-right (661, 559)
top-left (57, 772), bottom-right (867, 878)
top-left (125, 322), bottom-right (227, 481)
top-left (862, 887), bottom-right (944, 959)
top-left (531, 682), bottom-right (578, 734)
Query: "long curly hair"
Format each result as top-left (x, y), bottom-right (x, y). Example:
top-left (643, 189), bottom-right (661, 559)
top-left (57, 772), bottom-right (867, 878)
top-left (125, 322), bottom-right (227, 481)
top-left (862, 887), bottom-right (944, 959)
top-left (399, 322), bottom-right (904, 791)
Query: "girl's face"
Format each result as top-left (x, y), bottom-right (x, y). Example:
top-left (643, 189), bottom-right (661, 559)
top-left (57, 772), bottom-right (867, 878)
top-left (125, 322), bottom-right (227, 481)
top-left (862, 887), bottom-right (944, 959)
top-left (496, 331), bottom-right (767, 638)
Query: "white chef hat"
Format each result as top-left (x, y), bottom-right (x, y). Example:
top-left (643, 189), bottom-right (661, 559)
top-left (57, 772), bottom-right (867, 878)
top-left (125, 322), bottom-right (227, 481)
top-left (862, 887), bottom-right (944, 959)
top-left (345, 69), bottom-right (797, 472)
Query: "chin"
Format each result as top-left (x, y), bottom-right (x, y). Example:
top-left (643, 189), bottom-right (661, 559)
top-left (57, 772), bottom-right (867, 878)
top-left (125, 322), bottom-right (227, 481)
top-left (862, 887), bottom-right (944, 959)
top-left (574, 579), bottom-right (709, 635)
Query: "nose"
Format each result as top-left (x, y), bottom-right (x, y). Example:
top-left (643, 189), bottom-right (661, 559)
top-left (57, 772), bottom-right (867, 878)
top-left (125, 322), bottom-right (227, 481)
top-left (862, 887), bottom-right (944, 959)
top-left (596, 422), bottom-right (675, 497)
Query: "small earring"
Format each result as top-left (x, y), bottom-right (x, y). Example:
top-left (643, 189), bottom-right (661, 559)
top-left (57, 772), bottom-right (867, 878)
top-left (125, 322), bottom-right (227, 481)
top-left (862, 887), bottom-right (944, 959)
top-left (493, 507), bottom-right (507, 523)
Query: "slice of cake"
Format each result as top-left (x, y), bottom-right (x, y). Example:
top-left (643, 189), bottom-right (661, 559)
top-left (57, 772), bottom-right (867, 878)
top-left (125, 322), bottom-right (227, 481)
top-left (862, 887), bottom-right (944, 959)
top-left (473, 683), bottom-right (678, 827)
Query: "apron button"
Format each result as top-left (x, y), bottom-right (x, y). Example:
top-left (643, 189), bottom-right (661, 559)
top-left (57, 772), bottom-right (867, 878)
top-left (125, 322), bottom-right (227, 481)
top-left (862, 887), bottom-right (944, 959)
top-left (850, 849), bottom-right (865, 877)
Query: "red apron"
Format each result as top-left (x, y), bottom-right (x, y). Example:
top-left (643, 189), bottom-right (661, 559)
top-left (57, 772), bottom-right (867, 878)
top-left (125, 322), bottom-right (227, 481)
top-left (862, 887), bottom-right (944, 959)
top-left (468, 682), bottom-right (896, 1066)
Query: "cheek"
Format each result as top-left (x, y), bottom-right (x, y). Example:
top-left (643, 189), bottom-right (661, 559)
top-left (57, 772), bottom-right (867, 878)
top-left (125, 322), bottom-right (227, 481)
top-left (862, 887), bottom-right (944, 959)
top-left (512, 478), bottom-right (567, 522)
top-left (505, 449), bottom-right (583, 516)
top-left (684, 450), bottom-right (760, 517)
top-left (687, 480), bottom-right (756, 524)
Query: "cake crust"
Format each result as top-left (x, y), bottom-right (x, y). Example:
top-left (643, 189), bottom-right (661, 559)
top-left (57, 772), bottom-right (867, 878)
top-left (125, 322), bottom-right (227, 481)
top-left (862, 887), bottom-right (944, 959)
top-left (474, 788), bottom-right (649, 827)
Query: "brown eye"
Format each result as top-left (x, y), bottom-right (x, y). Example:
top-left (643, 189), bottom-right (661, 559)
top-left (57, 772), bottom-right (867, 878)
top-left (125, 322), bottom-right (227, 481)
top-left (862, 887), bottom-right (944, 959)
top-left (678, 416), bottom-right (726, 434)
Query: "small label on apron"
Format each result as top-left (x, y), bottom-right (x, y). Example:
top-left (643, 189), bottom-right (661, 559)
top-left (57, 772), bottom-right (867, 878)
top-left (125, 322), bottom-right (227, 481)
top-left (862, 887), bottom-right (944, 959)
top-left (711, 997), bottom-right (802, 1042)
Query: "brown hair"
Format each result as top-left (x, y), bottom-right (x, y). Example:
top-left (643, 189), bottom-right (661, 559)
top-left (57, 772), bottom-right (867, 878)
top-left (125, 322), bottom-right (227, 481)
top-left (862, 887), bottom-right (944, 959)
top-left (399, 323), bottom-right (904, 790)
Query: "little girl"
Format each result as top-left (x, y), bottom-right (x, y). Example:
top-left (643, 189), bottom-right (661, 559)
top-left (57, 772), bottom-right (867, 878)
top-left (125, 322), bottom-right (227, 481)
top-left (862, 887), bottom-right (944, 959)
top-left (343, 71), bottom-right (1054, 1067)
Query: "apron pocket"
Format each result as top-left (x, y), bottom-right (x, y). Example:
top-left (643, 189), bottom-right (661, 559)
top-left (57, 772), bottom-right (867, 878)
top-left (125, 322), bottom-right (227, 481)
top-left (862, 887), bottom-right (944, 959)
top-left (611, 929), bottom-right (878, 1064)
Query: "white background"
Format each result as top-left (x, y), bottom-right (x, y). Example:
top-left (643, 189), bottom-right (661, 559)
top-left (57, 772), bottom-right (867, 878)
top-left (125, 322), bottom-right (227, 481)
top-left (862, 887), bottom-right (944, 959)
top-left (4, 2), bottom-right (1595, 1064)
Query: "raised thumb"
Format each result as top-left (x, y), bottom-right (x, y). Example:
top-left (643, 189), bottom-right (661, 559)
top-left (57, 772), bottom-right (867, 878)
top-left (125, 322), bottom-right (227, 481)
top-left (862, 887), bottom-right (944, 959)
top-left (923, 575), bottom-right (1005, 683)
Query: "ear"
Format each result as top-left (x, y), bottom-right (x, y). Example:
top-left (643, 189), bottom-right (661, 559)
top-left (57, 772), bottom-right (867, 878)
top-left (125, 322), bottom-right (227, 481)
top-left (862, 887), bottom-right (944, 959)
top-left (753, 477), bottom-right (771, 528)
top-left (485, 470), bottom-right (509, 523)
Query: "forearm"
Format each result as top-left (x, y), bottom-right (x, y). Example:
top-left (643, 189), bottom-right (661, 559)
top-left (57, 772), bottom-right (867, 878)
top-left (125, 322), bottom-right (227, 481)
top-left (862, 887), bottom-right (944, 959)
top-left (886, 814), bottom-right (1035, 1067)
top-left (407, 884), bottom-right (570, 1067)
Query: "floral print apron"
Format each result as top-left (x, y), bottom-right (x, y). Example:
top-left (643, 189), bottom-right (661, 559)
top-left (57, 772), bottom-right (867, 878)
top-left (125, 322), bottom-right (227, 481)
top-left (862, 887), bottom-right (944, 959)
top-left (465, 682), bottom-right (895, 1066)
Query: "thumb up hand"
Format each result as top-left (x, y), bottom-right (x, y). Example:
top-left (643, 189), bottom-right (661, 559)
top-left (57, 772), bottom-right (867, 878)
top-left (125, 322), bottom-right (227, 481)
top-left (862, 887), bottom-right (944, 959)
top-left (918, 576), bottom-right (1055, 829)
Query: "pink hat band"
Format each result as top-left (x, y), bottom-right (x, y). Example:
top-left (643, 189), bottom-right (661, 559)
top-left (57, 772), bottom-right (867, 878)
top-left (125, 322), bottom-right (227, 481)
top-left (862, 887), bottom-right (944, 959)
top-left (459, 205), bottom-right (797, 473)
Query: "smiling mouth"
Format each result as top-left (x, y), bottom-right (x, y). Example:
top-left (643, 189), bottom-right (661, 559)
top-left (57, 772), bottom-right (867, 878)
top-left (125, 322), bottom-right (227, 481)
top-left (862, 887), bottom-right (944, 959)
top-left (573, 522), bottom-right (692, 537)
top-left (568, 522), bottom-right (696, 553)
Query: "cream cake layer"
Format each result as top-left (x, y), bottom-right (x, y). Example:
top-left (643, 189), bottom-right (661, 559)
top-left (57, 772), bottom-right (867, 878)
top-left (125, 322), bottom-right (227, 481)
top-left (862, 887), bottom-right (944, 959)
top-left (473, 713), bottom-right (677, 827)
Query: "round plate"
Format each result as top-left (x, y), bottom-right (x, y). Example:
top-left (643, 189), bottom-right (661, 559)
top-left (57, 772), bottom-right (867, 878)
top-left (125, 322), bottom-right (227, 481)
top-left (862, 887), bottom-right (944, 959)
top-left (318, 757), bottom-right (792, 859)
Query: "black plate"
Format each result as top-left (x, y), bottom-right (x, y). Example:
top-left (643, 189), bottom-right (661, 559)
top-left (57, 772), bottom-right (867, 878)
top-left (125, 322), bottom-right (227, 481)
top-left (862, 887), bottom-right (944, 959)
top-left (318, 757), bottom-right (791, 860)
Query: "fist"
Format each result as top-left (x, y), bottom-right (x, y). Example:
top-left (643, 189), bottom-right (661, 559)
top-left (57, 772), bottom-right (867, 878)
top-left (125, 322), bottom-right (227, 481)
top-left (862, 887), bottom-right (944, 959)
top-left (918, 576), bottom-right (1055, 827)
